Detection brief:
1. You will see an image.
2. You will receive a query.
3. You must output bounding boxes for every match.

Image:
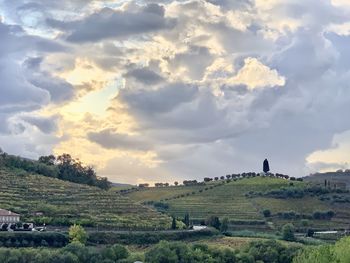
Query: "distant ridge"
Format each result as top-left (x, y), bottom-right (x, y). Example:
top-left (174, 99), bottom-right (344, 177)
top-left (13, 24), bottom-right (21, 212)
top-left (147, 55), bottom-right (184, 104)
top-left (304, 170), bottom-right (350, 188)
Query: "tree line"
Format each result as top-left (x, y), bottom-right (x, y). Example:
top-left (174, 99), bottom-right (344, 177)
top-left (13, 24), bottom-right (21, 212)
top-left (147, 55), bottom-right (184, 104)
top-left (0, 149), bottom-right (111, 190)
top-left (138, 172), bottom-right (296, 188)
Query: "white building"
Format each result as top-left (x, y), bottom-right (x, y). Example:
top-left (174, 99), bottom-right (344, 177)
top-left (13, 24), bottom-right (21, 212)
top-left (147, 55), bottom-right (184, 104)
top-left (0, 209), bottom-right (20, 223)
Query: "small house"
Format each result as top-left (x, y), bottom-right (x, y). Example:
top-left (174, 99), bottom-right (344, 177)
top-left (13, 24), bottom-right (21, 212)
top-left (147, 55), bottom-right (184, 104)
top-left (0, 209), bottom-right (20, 223)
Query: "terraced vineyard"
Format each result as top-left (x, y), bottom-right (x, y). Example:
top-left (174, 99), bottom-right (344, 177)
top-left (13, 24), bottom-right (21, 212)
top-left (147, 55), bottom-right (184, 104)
top-left (165, 177), bottom-right (293, 221)
top-left (0, 168), bottom-right (171, 230)
top-left (126, 184), bottom-right (209, 203)
top-left (126, 177), bottom-right (350, 230)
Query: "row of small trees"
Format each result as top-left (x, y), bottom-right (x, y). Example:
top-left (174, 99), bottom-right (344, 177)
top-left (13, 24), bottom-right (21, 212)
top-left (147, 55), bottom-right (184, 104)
top-left (138, 172), bottom-right (295, 189)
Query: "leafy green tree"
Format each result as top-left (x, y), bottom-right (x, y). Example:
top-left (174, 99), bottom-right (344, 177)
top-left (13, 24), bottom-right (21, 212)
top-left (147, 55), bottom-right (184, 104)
top-left (282, 223), bottom-right (295, 241)
top-left (69, 224), bottom-right (88, 244)
top-left (334, 236), bottom-right (350, 263)
top-left (102, 244), bottom-right (129, 261)
top-left (63, 242), bottom-right (90, 262)
top-left (145, 241), bottom-right (178, 263)
top-left (293, 245), bottom-right (334, 263)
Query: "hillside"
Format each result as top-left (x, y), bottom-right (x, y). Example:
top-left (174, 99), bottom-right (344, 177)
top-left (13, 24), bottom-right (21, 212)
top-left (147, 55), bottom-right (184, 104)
top-left (0, 167), bottom-right (171, 230)
top-left (125, 176), bottom-right (350, 231)
top-left (304, 171), bottom-right (350, 188)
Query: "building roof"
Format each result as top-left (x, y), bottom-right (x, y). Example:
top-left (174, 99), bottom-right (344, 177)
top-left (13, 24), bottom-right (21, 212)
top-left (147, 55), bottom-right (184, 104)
top-left (0, 209), bottom-right (19, 216)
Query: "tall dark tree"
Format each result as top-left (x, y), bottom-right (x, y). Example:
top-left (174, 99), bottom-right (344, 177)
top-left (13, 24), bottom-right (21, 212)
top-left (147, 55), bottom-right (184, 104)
top-left (263, 159), bottom-right (270, 173)
top-left (206, 216), bottom-right (221, 230)
top-left (183, 213), bottom-right (190, 228)
top-left (171, 217), bottom-right (176, 230)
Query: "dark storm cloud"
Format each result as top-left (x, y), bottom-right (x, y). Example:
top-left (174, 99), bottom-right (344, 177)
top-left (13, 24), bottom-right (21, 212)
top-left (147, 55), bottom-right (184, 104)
top-left (47, 4), bottom-right (176, 43)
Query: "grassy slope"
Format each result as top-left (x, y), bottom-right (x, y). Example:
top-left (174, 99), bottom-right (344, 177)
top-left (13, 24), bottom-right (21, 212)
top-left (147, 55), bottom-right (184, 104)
top-left (0, 168), bottom-right (170, 230)
top-left (126, 177), bottom-right (350, 230)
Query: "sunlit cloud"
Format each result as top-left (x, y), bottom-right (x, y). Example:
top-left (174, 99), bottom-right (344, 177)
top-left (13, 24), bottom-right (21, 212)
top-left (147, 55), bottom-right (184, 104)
top-left (2, 0), bottom-right (350, 183)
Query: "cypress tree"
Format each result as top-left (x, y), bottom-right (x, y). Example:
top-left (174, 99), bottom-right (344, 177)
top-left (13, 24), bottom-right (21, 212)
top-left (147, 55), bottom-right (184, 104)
top-left (183, 213), bottom-right (190, 228)
top-left (171, 217), bottom-right (176, 230)
top-left (263, 159), bottom-right (270, 173)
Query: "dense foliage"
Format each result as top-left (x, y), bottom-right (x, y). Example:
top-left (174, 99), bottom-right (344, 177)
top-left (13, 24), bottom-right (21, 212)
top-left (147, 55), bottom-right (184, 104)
top-left (293, 236), bottom-right (350, 263)
top-left (87, 229), bottom-right (216, 245)
top-left (0, 232), bottom-right (68, 248)
top-left (69, 224), bottom-right (88, 244)
top-left (145, 239), bottom-right (300, 263)
top-left (0, 242), bottom-right (137, 263)
top-left (0, 238), bottom-right (303, 263)
top-left (0, 151), bottom-right (111, 189)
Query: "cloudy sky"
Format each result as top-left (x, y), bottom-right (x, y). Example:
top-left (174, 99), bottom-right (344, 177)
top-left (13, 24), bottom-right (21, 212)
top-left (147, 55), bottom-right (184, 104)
top-left (1, 0), bottom-right (350, 184)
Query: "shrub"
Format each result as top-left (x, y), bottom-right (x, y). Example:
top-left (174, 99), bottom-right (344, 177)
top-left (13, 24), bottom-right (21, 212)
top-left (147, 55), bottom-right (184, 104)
top-left (263, 209), bottom-right (271, 217)
top-left (69, 224), bottom-right (88, 245)
top-left (282, 223), bottom-right (295, 241)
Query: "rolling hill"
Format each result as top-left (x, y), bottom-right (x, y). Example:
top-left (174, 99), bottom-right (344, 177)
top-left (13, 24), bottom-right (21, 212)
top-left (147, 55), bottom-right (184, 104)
top-left (125, 176), bottom-right (350, 231)
top-left (0, 167), bottom-right (171, 230)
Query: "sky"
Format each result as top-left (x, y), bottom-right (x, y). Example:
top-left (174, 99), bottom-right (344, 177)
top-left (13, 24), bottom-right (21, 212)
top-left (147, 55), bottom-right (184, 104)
top-left (1, 0), bottom-right (350, 184)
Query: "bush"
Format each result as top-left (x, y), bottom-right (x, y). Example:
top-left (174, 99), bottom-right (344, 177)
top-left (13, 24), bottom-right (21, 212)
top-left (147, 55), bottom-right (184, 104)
top-left (102, 244), bottom-right (130, 261)
top-left (263, 209), bottom-right (271, 217)
top-left (246, 240), bottom-right (299, 263)
top-left (282, 223), bottom-right (295, 241)
top-left (307, 229), bottom-right (314, 237)
top-left (0, 232), bottom-right (68, 248)
top-left (69, 224), bottom-right (88, 244)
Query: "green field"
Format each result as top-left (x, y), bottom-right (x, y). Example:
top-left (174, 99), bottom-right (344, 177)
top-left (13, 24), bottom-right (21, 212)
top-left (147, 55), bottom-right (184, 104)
top-left (0, 168), bottom-right (171, 230)
top-left (125, 176), bottom-right (350, 230)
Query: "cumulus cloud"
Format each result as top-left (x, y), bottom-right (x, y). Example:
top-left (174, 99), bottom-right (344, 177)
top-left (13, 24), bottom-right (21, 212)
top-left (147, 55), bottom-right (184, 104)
top-left (0, 18), bottom-right (72, 157)
top-left (231, 57), bottom-right (285, 89)
top-left (3, 0), bottom-right (350, 183)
